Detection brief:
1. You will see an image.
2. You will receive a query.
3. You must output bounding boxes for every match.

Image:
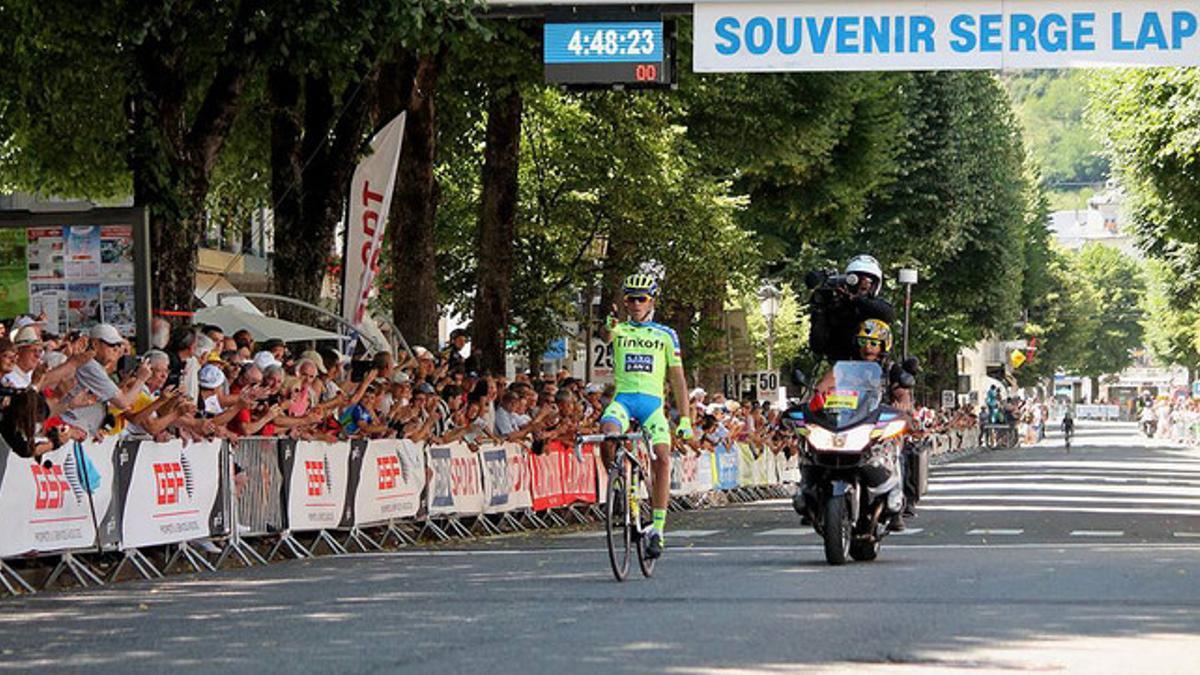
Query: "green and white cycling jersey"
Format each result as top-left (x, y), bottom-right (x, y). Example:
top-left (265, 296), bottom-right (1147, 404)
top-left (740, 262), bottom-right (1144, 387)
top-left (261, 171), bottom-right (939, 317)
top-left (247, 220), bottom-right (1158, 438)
top-left (599, 320), bottom-right (683, 446)
top-left (610, 320), bottom-right (682, 398)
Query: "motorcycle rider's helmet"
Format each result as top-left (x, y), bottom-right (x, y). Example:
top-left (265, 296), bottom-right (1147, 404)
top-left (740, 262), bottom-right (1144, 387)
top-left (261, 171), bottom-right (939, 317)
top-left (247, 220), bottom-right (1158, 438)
top-left (845, 254), bottom-right (883, 296)
top-left (856, 319), bottom-right (893, 354)
top-left (622, 273), bottom-right (660, 299)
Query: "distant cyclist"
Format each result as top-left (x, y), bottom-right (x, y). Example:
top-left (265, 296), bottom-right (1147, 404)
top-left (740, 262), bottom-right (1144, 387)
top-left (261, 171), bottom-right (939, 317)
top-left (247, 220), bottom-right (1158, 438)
top-left (1062, 410), bottom-right (1075, 447)
top-left (598, 272), bottom-right (693, 560)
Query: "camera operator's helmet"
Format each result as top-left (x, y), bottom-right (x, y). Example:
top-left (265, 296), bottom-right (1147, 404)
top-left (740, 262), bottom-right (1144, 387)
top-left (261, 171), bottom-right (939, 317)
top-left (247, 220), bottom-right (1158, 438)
top-left (845, 254), bottom-right (883, 296)
top-left (622, 273), bottom-right (660, 299)
top-left (856, 318), bottom-right (893, 353)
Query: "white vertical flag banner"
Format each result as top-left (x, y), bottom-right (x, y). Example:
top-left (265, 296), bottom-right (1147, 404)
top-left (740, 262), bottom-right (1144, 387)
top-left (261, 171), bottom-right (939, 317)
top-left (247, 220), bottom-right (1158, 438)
top-left (342, 112), bottom-right (408, 328)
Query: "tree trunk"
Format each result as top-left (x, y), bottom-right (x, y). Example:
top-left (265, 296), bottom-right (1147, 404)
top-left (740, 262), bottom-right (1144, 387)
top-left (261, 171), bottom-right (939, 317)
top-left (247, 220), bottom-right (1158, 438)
top-left (267, 65), bottom-right (305, 307)
top-left (125, 7), bottom-right (259, 323)
top-left (697, 292), bottom-right (728, 395)
top-left (388, 50), bottom-right (444, 350)
top-left (472, 85), bottom-right (523, 375)
top-left (270, 65), bottom-right (380, 324)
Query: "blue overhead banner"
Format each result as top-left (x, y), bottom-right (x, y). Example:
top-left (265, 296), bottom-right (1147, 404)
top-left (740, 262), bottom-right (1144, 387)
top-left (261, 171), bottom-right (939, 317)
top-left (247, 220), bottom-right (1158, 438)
top-left (694, 1), bottom-right (1200, 72)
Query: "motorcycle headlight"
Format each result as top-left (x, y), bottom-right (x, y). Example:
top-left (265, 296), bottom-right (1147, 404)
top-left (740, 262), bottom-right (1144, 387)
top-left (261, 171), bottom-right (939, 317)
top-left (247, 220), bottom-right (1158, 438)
top-left (807, 426), bottom-right (872, 452)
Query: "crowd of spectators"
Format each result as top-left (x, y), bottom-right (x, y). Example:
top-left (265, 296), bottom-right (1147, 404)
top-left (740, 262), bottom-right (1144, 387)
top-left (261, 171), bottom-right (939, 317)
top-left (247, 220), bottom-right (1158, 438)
top-left (0, 313), bottom-right (794, 462)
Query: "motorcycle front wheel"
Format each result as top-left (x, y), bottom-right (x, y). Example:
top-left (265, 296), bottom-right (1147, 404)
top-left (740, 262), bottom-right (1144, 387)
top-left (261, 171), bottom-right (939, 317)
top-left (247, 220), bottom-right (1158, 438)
top-left (822, 495), bottom-right (851, 565)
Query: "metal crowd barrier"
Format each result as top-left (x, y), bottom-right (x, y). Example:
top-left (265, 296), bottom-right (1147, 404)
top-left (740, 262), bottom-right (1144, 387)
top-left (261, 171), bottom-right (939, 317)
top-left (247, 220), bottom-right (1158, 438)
top-left (0, 434), bottom-right (806, 597)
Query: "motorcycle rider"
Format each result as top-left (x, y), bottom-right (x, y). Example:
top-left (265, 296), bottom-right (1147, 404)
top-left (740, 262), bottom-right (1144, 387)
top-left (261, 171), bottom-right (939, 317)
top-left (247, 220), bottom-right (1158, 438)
top-left (795, 316), bottom-right (913, 531)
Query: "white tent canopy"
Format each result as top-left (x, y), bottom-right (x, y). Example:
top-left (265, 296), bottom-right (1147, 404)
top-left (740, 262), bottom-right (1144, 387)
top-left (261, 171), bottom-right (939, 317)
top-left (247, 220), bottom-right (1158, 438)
top-left (193, 305), bottom-right (343, 343)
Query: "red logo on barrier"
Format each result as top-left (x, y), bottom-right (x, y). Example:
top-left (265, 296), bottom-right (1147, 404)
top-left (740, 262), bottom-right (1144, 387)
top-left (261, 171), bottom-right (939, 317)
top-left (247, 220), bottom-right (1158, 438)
top-left (377, 455), bottom-right (400, 491)
top-left (30, 464), bottom-right (71, 510)
top-left (154, 462), bottom-right (185, 505)
top-left (305, 460), bottom-right (326, 496)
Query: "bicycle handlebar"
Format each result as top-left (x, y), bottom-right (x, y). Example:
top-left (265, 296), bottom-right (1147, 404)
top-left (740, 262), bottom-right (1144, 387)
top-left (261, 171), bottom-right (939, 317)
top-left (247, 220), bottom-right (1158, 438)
top-left (576, 433), bottom-right (646, 444)
top-left (575, 432), bottom-right (658, 463)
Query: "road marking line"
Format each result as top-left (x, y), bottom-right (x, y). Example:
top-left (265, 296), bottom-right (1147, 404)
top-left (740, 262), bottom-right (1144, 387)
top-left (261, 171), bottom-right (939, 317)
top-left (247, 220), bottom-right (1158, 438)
top-left (925, 504), bottom-right (1200, 517)
top-left (668, 530), bottom-right (720, 538)
top-left (1173, 532), bottom-right (1200, 538)
top-left (966, 528), bottom-right (1024, 536)
top-left (755, 528), bottom-right (814, 536)
top-left (328, 542), bottom-right (1200, 558)
top-left (1069, 530), bottom-right (1124, 537)
top-left (889, 528), bottom-right (924, 536)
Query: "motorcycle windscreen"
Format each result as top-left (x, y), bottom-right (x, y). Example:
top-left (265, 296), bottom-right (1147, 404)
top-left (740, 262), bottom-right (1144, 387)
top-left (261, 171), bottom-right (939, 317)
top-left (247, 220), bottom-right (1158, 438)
top-left (812, 361), bottom-right (884, 429)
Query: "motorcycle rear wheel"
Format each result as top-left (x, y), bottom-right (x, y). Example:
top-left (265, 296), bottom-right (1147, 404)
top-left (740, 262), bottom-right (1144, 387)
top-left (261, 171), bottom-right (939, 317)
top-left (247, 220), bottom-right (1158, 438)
top-left (822, 495), bottom-right (851, 565)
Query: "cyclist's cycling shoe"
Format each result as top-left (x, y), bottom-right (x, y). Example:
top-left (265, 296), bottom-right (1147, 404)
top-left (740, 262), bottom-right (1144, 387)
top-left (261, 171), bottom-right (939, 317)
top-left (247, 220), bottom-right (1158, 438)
top-left (887, 514), bottom-right (907, 532)
top-left (645, 530), bottom-right (664, 559)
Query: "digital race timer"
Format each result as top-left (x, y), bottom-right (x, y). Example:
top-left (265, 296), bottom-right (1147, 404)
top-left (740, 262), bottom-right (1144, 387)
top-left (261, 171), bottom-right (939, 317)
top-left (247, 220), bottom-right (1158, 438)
top-left (544, 20), bottom-right (674, 87)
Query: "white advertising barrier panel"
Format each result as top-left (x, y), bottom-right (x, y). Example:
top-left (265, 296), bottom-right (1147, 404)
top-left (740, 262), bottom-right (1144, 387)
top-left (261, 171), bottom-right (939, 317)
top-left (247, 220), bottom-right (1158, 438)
top-left (350, 439), bottom-right (425, 526)
top-left (777, 450), bottom-right (801, 483)
top-left (670, 451), bottom-right (716, 496)
top-left (0, 438), bottom-right (118, 558)
top-left (427, 442), bottom-right (487, 517)
top-left (115, 438), bottom-right (227, 549)
top-left (695, 1), bottom-right (1200, 72)
top-left (1075, 404), bottom-right (1121, 420)
top-left (481, 443), bottom-right (534, 514)
top-left (283, 440), bottom-right (352, 532)
top-left (343, 112), bottom-right (407, 328)
top-left (759, 447), bottom-right (779, 485)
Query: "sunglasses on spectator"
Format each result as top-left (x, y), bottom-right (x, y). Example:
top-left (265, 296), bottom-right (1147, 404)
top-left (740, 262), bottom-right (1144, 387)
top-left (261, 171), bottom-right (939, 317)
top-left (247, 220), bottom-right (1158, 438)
top-left (624, 295), bottom-right (651, 304)
top-left (857, 337), bottom-right (883, 349)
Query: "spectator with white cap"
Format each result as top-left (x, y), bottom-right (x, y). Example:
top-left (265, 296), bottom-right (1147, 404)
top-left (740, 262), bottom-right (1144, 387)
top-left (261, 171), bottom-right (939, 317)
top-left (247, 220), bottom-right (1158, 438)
top-left (252, 350), bottom-right (281, 372)
top-left (2, 327), bottom-right (44, 390)
top-left (195, 363), bottom-right (247, 430)
top-left (60, 324), bottom-right (152, 438)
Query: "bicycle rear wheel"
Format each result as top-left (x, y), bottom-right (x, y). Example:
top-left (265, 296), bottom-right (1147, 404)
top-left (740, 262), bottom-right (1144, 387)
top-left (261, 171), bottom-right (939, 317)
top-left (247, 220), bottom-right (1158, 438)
top-left (634, 465), bottom-right (656, 578)
top-left (605, 462), bottom-right (632, 581)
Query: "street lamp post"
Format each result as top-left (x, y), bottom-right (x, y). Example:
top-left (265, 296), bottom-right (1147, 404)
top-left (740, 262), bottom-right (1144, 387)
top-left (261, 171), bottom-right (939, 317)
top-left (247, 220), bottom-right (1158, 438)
top-left (758, 283), bottom-right (782, 373)
top-left (898, 268), bottom-right (918, 360)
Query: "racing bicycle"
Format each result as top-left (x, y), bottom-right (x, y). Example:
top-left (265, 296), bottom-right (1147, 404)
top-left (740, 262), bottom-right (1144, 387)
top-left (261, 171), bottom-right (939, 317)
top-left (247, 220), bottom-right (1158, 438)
top-left (576, 429), bottom-right (657, 582)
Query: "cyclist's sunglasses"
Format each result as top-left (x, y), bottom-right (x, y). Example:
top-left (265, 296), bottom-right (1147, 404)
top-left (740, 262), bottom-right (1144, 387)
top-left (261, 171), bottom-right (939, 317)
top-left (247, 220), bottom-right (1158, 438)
top-left (857, 337), bottom-right (884, 349)
top-left (624, 295), bottom-right (652, 304)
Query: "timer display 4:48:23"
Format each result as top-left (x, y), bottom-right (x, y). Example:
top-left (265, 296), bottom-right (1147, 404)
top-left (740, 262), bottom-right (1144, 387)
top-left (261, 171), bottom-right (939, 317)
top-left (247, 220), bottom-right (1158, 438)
top-left (566, 28), bottom-right (656, 57)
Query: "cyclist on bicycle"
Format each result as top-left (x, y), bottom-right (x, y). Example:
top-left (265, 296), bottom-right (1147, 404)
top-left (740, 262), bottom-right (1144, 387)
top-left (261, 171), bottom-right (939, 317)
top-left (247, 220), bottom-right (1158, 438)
top-left (1062, 410), bottom-right (1075, 442)
top-left (598, 272), bottom-right (694, 560)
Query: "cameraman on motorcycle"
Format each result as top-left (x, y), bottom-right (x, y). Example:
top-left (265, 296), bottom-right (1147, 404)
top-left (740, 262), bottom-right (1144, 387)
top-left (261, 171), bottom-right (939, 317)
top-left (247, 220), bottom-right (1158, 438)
top-left (794, 254), bottom-right (917, 531)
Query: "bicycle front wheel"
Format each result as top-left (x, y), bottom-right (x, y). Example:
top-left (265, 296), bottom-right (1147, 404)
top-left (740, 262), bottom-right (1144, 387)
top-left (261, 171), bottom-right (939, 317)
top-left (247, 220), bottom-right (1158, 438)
top-left (605, 463), bottom-right (632, 581)
top-left (634, 464), bottom-right (657, 578)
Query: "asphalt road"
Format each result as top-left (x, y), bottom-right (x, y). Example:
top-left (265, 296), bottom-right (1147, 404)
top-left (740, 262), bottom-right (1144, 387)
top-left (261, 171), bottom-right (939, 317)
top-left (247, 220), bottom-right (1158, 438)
top-left (2, 421), bottom-right (1199, 673)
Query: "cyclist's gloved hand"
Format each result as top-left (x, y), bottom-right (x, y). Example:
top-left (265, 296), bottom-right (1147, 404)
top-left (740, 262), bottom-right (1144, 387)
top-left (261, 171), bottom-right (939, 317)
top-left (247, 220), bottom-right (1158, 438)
top-left (675, 416), bottom-right (693, 440)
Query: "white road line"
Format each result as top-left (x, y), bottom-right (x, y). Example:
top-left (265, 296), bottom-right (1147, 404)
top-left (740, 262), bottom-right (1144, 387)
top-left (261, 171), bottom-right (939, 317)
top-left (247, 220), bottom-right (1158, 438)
top-left (1173, 532), bottom-right (1200, 538)
top-left (1069, 530), bottom-right (1125, 537)
top-left (330, 542), bottom-right (1200, 558)
top-left (935, 460), bottom-right (1200, 472)
top-left (889, 528), bottom-right (924, 536)
top-left (921, 495), bottom-right (1200, 507)
top-left (668, 530), bottom-right (720, 538)
top-left (755, 528), bottom-right (814, 537)
top-left (966, 528), bottom-right (1024, 536)
top-left (925, 504), bottom-right (1200, 517)
top-left (926, 482), bottom-right (1200, 497)
top-left (932, 474), bottom-right (1200, 485)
